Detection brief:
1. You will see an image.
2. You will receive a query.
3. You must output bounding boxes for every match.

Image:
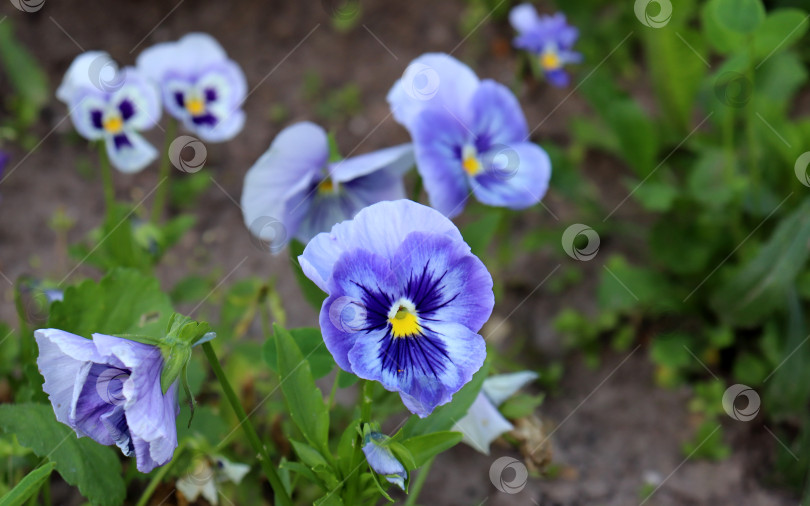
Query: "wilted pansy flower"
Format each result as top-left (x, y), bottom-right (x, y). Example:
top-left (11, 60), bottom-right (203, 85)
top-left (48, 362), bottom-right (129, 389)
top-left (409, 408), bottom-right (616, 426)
top-left (35, 328), bottom-right (178, 473)
top-left (176, 454), bottom-right (250, 505)
top-left (299, 200), bottom-right (493, 417)
top-left (362, 431), bottom-right (407, 490)
top-left (137, 33), bottom-right (247, 142)
top-left (453, 371), bottom-right (538, 454)
top-left (56, 52), bottom-right (161, 173)
top-left (509, 5), bottom-right (582, 87)
top-left (241, 122), bottom-right (413, 250)
top-left (387, 53), bottom-right (550, 218)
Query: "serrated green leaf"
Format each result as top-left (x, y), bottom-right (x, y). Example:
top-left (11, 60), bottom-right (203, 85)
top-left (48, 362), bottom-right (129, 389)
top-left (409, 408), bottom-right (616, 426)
top-left (0, 404), bottom-right (125, 506)
top-left (0, 462), bottom-right (56, 506)
top-left (274, 324), bottom-right (330, 454)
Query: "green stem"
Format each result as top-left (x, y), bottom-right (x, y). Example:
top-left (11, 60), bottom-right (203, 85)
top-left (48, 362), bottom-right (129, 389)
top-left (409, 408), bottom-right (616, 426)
top-left (202, 342), bottom-right (293, 506)
top-left (135, 444), bottom-right (181, 506)
top-left (745, 39), bottom-right (759, 211)
top-left (327, 372), bottom-right (340, 409)
top-left (404, 456), bottom-right (435, 506)
top-left (98, 142), bottom-right (115, 213)
top-left (360, 380), bottom-right (373, 423)
top-left (151, 120), bottom-right (177, 224)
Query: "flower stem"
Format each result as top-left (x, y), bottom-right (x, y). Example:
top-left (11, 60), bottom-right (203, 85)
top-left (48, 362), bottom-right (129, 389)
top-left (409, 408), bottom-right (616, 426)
top-left (98, 142), bottom-right (115, 213)
top-left (151, 119), bottom-right (177, 224)
top-left (134, 444), bottom-right (180, 506)
top-left (360, 380), bottom-right (373, 422)
top-left (404, 456), bottom-right (435, 506)
top-left (202, 342), bottom-right (293, 506)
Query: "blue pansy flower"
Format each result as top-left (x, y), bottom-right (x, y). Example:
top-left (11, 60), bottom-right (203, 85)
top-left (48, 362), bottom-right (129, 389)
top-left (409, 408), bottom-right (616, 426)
top-left (241, 122), bottom-right (413, 250)
top-left (299, 199), bottom-right (494, 417)
top-left (453, 371), bottom-right (538, 454)
top-left (57, 52), bottom-right (161, 173)
top-left (362, 431), bottom-right (407, 490)
top-left (137, 33), bottom-right (247, 142)
top-left (387, 53), bottom-right (551, 218)
top-left (509, 5), bottom-right (582, 87)
top-left (35, 328), bottom-right (178, 473)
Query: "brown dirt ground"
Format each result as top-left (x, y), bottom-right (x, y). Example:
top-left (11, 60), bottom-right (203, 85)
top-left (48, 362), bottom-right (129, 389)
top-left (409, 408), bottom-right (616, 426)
top-left (0, 0), bottom-right (800, 504)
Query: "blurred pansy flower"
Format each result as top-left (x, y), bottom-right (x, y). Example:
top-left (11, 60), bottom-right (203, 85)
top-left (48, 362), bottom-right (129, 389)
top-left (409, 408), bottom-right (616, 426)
top-left (241, 122), bottom-right (413, 250)
top-left (362, 431), bottom-right (407, 490)
top-left (57, 52), bottom-right (161, 173)
top-left (299, 200), bottom-right (493, 417)
top-left (137, 33), bottom-right (247, 142)
top-left (35, 328), bottom-right (178, 473)
top-left (176, 454), bottom-right (250, 505)
top-left (453, 371), bottom-right (538, 454)
top-left (509, 5), bottom-right (582, 87)
top-left (387, 53), bottom-right (550, 218)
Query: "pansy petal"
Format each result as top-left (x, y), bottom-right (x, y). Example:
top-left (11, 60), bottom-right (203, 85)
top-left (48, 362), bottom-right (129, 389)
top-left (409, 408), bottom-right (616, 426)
top-left (471, 141), bottom-right (550, 209)
top-left (105, 131), bottom-right (158, 174)
top-left (241, 122), bottom-right (329, 247)
top-left (35, 329), bottom-right (102, 430)
top-left (412, 109), bottom-right (473, 218)
top-left (469, 80), bottom-right (528, 147)
top-left (387, 53), bottom-right (480, 132)
top-left (69, 93), bottom-right (108, 140)
top-left (57, 51), bottom-right (112, 104)
top-left (329, 144), bottom-right (414, 183)
top-left (109, 68), bottom-right (162, 131)
top-left (192, 109), bottom-right (246, 142)
top-left (299, 200), bottom-right (465, 293)
top-left (136, 32), bottom-right (229, 82)
top-left (362, 435), bottom-right (407, 490)
top-left (340, 166), bottom-right (408, 208)
top-left (70, 362), bottom-right (127, 446)
top-left (545, 68), bottom-right (571, 87)
top-left (482, 371), bottom-right (539, 406)
top-left (453, 393), bottom-right (514, 454)
top-left (509, 3), bottom-right (542, 34)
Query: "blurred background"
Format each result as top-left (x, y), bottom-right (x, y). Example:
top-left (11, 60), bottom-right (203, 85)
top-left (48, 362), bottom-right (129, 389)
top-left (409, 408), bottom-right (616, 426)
top-left (1, 0), bottom-right (810, 504)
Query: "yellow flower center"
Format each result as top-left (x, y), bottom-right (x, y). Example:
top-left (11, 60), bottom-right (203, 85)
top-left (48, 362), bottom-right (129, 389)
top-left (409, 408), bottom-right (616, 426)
top-left (318, 178), bottom-right (336, 194)
top-left (389, 304), bottom-right (421, 338)
top-left (103, 116), bottom-right (124, 133)
top-left (540, 50), bottom-right (561, 71)
top-left (462, 145), bottom-right (482, 176)
top-left (186, 97), bottom-right (205, 116)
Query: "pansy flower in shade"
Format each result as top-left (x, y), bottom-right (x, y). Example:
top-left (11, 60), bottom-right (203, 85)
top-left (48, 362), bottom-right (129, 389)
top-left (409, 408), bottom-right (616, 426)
top-left (176, 455), bottom-right (250, 505)
top-left (299, 199), bottom-right (494, 417)
top-left (509, 5), bottom-right (582, 87)
top-left (387, 53), bottom-right (551, 218)
top-left (453, 371), bottom-right (538, 454)
top-left (56, 52), bottom-right (161, 173)
top-left (362, 431), bottom-right (407, 490)
top-left (136, 33), bottom-right (247, 142)
top-left (35, 328), bottom-right (178, 473)
top-left (241, 122), bottom-right (413, 249)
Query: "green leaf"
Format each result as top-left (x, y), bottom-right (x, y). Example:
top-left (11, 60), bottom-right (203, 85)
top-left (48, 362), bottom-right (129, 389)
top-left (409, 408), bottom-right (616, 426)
top-left (0, 21), bottom-right (49, 128)
top-left (753, 9), bottom-right (808, 58)
top-left (291, 439), bottom-right (330, 469)
top-left (0, 462), bottom-right (56, 506)
top-left (598, 255), bottom-right (671, 314)
top-left (460, 211), bottom-right (502, 258)
top-left (48, 268), bottom-right (174, 341)
top-left (702, 0), bottom-right (747, 53)
top-left (711, 198), bottom-right (810, 326)
top-left (0, 404), bottom-right (125, 506)
top-left (398, 432), bottom-right (462, 469)
top-left (499, 393), bottom-right (545, 420)
top-left (402, 362), bottom-right (489, 437)
top-left (714, 0), bottom-right (766, 33)
top-left (273, 324), bottom-right (330, 453)
top-left (290, 240), bottom-right (327, 310)
top-left (633, 181), bottom-right (678, 212)
top-left (263, 327), bottom-right (335, 379)
top-left (650, 333), bottom-right (693, 369)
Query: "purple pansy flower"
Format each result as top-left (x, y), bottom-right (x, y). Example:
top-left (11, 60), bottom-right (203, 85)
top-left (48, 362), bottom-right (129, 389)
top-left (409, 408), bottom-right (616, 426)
top-left (136, 33), bottom-right (247, 142)
top-left (57, 52), bottom-right (161, 173)
top-left (362, 431), bottom-right (407, 490)
top-left (241, 122), bottom-right (413, 250)
top-left (387, 53), bottom-right (551, 218)
top-left (509, 5), bottom-right (582, 87)
top-left (35, 328), bottom-right (179, 473)
top-left (299, 200), bottom-right (494, 417)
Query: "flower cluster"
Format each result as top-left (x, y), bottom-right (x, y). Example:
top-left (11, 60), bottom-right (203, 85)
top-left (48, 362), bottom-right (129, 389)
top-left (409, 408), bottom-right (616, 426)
top-left (57, 33), bottom-right (245, 173)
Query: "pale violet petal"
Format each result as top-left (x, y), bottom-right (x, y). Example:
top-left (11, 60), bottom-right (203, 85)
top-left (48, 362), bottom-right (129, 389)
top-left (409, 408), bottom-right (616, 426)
top-left (453, 393), bottom-right (514, 454)
top-left (105, 131), bottom-right (158, 174)
top-left (482, 370), bottom-right (539, 406)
